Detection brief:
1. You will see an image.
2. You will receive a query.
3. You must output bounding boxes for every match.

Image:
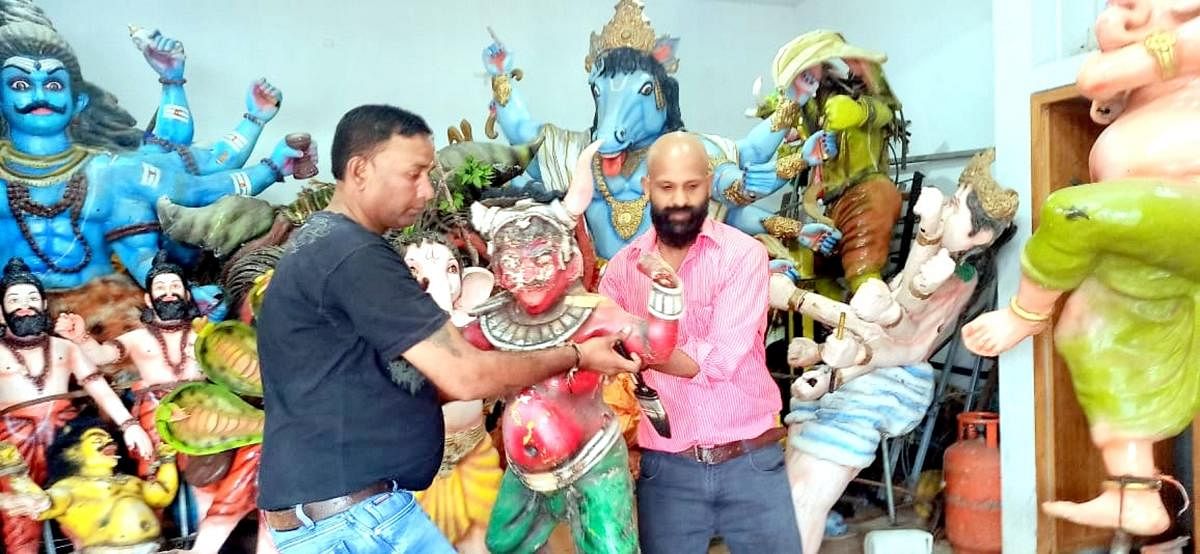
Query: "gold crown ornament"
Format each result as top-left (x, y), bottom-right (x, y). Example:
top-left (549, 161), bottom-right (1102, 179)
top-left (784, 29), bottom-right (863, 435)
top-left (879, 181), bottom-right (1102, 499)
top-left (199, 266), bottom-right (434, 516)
top-left (958, 149), bottom-right (1018, 222)
top-left (585, 0), bottom-right (678, 74)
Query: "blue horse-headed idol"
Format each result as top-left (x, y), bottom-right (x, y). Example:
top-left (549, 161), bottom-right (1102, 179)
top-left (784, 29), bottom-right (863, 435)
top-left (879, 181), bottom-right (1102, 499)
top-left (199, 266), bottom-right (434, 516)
top-left (481, 1), bottom-right (838, 261)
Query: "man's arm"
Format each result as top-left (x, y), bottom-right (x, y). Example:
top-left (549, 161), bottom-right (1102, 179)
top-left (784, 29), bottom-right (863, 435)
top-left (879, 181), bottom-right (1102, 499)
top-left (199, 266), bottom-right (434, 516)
top-left (647, 348), bottom-right (699, 378)
top-left (402, 321), bottom-right (585, 400)
top-left (660, 244), bottom-right (770, 384)
top-left (327, 243), bottom-right (639, 401)
top-left (599, 252), bottom-right (691, 376)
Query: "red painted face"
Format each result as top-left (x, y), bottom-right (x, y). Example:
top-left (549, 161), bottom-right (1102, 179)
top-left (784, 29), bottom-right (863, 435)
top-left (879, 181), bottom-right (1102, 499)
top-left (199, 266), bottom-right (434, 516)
top-left (494, 236), bottom-right (580, 315)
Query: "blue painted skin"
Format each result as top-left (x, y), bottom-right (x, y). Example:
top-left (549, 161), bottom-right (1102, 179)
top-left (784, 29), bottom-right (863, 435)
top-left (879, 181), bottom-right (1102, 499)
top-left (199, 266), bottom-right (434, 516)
top-left (0, 50), bottom-right (303, 303)
top-left (482, 41), bottom-right (840, 260)
top-left (134, 30), bottom-right (280, 173)
top-left (125, 31), bottom-right (283, 319)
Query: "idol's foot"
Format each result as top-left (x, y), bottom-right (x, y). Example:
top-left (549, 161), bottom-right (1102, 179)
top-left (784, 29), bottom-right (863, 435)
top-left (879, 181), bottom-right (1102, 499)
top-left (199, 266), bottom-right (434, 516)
top-left (962, 307), bottom-right (1046, 356)
top-left (1042, 488), bottom-right (1170, 536)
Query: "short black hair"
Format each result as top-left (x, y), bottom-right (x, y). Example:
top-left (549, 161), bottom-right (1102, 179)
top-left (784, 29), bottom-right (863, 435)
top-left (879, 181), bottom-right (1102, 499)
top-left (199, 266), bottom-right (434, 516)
top-left (330, 105), bottom-right (432, 180)
top-left (144, 250), bottom-right (185, 290)
top-left (1, 257), bottom-right (42, 297)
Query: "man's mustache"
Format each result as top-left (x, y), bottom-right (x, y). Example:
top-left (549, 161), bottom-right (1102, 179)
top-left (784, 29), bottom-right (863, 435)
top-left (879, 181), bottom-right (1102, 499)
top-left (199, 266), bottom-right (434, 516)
top-left (15, 101), bottom-right (66, 115)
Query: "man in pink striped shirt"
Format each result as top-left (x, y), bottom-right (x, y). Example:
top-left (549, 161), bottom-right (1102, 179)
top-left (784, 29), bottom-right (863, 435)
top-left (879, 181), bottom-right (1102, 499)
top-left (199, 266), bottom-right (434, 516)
top-left (599, 132), bottom-right (804, 552)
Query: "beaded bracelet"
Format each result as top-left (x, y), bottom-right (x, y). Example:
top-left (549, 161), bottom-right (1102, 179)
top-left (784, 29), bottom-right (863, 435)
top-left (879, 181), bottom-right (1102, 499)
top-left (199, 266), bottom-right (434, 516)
top-left (260, 157), bottom-right (285, 183)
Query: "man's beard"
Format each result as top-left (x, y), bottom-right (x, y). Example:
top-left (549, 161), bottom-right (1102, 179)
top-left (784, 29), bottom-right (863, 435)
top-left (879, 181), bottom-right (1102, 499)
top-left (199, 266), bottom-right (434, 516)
top-left (152, 297), bottom-right (192, 322)
top-left (650, 203), bottom-right (707, 248)
top-left (4, 310), bottom-right (47, 337)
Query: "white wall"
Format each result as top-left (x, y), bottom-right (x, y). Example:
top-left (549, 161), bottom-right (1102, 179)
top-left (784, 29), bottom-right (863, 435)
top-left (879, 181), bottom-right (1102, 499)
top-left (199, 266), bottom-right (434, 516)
top-left (993, 1), bottom-right (1093, 552)
top-left (38, 0), bottom-right (802, 205)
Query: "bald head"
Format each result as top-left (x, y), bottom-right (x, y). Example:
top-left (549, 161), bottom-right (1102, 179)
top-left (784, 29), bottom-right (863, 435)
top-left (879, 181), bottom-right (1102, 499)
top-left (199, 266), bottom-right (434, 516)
top-left (644, 132), bottom-right (712, 248)
top-left (646, 132), bottom-right (711, 177)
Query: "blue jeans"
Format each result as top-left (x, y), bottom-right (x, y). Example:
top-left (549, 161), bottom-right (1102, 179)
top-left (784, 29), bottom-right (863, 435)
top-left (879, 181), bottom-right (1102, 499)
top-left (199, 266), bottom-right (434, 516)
top-left (268, 486), bottom-right (455, 553)
top-left (637, 443), bottom-right (803, 553)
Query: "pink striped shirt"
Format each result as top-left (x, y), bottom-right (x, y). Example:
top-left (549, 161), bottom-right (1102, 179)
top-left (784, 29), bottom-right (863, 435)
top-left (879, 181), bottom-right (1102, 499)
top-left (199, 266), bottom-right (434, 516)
top-left (599, 218), bottom-right (780, 452)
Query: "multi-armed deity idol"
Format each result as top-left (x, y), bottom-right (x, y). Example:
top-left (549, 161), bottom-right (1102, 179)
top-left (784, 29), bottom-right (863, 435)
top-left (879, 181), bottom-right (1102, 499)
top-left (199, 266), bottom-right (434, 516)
top-left (964, 0), bottom-right (1200, 537)
top-left (767, 30), bottom-right (908, 292)
top-left (0, 8), bottom-right (313, 347)
top-left (480, 0), bottom-right (837, 262)
top-left (769, 151), bottom-right (1017, 554)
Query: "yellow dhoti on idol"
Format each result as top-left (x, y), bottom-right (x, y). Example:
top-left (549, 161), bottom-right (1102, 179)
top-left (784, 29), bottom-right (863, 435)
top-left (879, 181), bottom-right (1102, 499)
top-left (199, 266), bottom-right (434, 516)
top-left (415, 425), bottom-right (503, 546)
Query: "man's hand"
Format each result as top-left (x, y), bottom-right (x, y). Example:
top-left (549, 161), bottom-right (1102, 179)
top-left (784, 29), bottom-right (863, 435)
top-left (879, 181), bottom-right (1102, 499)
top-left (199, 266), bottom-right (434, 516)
top-left (576, 329), bottom-right (641, 376)
top-left (245, 78), bottom-right (282, 122)
top-left (53, 313), bottom-right (88, 344)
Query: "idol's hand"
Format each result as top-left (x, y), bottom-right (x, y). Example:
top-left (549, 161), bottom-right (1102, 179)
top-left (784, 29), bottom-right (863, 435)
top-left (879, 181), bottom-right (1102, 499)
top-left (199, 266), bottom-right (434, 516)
top-left (131, 27), bottom-right (185, 81)
top-left (246, 78), bottom-right (282, 122)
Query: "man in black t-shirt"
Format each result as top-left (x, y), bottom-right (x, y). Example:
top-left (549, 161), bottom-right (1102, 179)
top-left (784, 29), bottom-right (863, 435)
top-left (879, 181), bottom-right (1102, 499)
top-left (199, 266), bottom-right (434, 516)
top-left (256, 104), bottom-right (640, 553)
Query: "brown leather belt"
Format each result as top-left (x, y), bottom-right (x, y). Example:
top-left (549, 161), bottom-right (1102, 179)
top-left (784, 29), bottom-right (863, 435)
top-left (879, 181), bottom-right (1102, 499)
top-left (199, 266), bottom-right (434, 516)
top-left (263, 481), bottom-right (392, 532)
top-left (672, 426), bottom-right (788, 465)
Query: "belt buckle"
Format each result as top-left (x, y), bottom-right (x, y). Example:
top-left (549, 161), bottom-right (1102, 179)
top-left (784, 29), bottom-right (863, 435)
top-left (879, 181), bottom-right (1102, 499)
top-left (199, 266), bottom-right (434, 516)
top-left (693, 446), bottom-right (714, 465)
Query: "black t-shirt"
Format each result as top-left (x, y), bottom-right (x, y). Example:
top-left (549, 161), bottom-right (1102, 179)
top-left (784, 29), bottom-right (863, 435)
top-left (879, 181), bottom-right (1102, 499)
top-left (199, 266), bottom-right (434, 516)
top-left (256, 212), bottom-right (448, 510)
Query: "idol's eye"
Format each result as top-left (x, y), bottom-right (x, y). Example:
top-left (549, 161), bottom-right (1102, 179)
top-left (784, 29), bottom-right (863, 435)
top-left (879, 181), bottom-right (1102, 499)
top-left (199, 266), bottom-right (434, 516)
top-left (8, 79), bottom-right (29, 92)
top-left (638, 82), bottom-right (653, 96)
top-left (44, 80), bottom-right (62, 92)
top-left (448, 264), bottom-right (460, 274)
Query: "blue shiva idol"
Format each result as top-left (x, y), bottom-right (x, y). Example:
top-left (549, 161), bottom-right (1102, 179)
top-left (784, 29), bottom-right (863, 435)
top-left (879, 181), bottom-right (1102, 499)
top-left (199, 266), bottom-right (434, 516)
top-left (0, 19), bottom-right (310, 337)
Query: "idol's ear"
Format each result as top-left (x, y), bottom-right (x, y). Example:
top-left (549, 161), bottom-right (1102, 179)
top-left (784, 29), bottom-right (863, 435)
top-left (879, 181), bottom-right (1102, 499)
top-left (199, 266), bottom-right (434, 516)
top-left (457, 267), bottom-right (496, 312)
top-left (652, 36), bottom-right (680, 74)
top-left (74, 91), bottom-right (90, 115)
